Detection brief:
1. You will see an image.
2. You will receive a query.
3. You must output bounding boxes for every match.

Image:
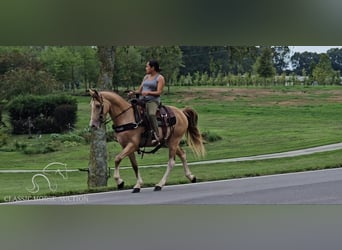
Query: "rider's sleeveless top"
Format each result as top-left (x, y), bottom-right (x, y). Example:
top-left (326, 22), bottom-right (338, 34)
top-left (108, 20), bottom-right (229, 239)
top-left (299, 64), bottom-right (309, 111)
top-left (140, 74), bottom-right (161, 103)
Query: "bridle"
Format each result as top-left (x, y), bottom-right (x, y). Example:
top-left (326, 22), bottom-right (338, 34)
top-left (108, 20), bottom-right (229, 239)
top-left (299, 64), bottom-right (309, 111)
top-left (92, 94), bottom-right (110, 125)
top-left (92, 94), bottom-right (133, 126)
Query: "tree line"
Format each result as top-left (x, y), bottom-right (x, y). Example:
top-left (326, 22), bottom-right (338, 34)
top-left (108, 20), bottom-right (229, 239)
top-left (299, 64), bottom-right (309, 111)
top-left (1, 46), bottom-right (341, 100)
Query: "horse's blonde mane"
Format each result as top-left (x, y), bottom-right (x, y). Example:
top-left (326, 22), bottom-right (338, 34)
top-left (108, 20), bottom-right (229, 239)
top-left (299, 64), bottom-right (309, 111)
top-left (99, 91), bottom-right (129, 105)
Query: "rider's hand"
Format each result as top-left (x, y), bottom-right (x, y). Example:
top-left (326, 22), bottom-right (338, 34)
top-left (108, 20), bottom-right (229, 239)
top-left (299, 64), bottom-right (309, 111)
top-left (141, 91), bottom-right (150, 96)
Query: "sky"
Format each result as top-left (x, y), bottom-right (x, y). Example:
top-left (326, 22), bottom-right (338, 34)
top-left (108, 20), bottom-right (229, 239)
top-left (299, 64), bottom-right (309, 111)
top-left (290, 46), bottom-right (342, 54)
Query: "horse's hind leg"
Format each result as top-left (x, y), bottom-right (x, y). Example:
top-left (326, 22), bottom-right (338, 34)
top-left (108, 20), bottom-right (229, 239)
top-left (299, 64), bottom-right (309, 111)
top-left (176, 146), bottom-right (196, 183)
top-left (128, 153), bottom-right (143, 193)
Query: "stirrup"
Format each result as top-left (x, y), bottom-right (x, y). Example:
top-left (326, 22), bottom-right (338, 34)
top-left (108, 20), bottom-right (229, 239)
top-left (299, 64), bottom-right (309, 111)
top-left (151, 139), bottom-right (160, 145)
top-left (151, 132), bottom-right (160, 145)
top-left (151, 137), bottom-right (160, 145)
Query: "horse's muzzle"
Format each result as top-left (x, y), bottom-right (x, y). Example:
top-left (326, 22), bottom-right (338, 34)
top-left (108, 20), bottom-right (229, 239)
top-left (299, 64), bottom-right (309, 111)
top-left (89, 120), bottom-right (100, 129)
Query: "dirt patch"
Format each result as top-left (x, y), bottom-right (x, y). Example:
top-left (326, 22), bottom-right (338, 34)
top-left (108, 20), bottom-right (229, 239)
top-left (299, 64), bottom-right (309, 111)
top-left (176, 87), bottom-right (342, 106)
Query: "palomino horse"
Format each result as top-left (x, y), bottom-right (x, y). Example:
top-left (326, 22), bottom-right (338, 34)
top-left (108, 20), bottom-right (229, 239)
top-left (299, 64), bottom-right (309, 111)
top-left (89, 89), bottom-right (205, 193)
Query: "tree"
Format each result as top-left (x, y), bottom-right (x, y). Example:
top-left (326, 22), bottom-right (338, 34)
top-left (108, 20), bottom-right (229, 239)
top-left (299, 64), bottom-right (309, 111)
top-left (179, 46), bottom-right (259, 76)
top-left (272, 46), bottom-right (291, 74)
top-left (254, 47), bottom-right (276, 78)
top-left (87, 46), bottom-right (116, 188)
top-left (290, 51), bottom-right (320, 76)
top-left (0, 47), bottom-right (59, 100)
top-left (114, 46), bottom-right (142, 90)
top-left (179, 46), bottom-right (211, 75)
top-left (226, 46), bottom-right (258, 75)
top-left (40, 46), bottom-right (83, 91)
top-left (38, 46), bottom-right (99, 92)
top-left (71, 46), bottom-right (99, 91)
top-left (232, 46), bottom-right (259, 74)
top-left (0, 47), bottom-right (41, 75)
top-left (327, 48), bottom-right (342, 74)
top-left (97, 46), bottom-right (115, 91)
top-left (1, 68), bottom-right (59, 100)
top-left (312, 54), bottom-right (340, 85)
top-left (87, 124), bottom-right (109, 188)
top-left (208, 46), bottom-right (230, 75)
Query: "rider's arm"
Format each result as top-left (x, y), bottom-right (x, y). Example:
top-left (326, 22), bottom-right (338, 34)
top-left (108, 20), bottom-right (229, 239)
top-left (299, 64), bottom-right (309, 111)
top-left (142, 75), bottom-right (165, 97)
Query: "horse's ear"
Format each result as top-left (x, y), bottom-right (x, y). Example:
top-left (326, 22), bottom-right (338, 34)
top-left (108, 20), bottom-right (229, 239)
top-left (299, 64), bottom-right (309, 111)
top-left (89, 89), bottom-right (99, 97)
top-left (89, 89), bottom-right (103, 103)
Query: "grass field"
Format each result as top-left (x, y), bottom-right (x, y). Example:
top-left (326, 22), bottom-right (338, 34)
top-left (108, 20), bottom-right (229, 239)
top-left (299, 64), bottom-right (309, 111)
top-left (1, 85), bottom-right (342, 202)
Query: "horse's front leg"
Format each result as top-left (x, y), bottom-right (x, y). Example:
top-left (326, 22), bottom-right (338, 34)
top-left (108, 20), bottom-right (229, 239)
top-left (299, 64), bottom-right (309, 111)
top-left (128, 153), bottom-right (143, 193)
top-left (154, 146), bottom-right (177, 191)
top-left (114, 143), bottom-right (136, 190)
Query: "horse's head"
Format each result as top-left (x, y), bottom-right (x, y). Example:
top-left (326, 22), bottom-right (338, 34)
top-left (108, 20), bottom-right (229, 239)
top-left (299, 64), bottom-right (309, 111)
top-left (89, 89), bottom-right (109, 128)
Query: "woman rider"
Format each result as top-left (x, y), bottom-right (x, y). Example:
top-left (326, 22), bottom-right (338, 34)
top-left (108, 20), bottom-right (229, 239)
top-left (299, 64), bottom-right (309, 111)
top-left (129, 60), bottom-right (165, 145)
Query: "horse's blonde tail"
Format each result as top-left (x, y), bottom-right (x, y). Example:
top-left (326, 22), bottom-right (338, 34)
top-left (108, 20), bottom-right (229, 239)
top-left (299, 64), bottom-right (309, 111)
top-left (182, 107), bottom-right (206, 158)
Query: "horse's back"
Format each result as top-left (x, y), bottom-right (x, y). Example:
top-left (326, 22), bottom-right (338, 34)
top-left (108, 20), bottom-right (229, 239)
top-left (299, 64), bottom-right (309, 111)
top-left (165, 105), bottom-right (188, 134)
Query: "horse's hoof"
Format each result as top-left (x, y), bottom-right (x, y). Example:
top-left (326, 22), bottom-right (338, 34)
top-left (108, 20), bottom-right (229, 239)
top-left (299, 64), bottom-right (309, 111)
top-left (154, 186), bottom-right (162, 191)
top-left (191, 176), bottom-right (197, 183)
top-left (117, 181), bottom-right (125, 190)
top-left (132, 188), bottom-right (140, 193)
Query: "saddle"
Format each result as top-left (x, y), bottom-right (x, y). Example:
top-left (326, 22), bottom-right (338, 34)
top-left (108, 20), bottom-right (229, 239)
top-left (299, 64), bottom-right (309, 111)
top-left (113, 98), bottom-right (176, 153)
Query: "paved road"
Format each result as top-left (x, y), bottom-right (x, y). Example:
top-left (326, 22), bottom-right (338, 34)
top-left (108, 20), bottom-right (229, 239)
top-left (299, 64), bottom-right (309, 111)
top-left (3, 142), bottom-right (342, 205)
top-left (8, 168), bottom-right (342, 205)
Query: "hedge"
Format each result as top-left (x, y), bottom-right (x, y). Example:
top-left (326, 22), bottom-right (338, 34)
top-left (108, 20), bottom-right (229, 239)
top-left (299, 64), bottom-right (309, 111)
top-left (6, 94), bottom-right (77, 134)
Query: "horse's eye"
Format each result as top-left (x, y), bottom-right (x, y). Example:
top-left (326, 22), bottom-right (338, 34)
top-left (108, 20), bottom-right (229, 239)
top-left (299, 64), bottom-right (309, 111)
top-left (95, 104), bottom-right (101, 109)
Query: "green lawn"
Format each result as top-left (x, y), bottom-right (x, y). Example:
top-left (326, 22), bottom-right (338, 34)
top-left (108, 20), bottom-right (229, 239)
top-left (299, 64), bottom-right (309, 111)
top-left (1, 85), bottom-right (342, 201)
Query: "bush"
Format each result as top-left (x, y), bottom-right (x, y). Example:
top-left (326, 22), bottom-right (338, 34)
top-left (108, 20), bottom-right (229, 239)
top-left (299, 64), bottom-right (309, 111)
top-left (0, 105), bottom-right (4, 126)
top-left (76, 128), bottom-right (92, 144)
top-left (50, 133), bottom-right (85, 143)
top-left (53, 104), bottom-right (78, 131)
top-left (202, 130), bottom-right (222, 143)
top-left (6, 94), bottom-right (77, 134)
top-left (0, 128), bottom-right (9, 147)
top-left (23, 142), bottom-right (57, 154)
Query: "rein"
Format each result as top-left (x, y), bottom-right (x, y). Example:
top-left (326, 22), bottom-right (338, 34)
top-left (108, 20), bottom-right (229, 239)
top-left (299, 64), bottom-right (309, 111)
top-left (113, 105), bottom-right (133, 121)
top-left (94, 94), bottom-right (133, 126)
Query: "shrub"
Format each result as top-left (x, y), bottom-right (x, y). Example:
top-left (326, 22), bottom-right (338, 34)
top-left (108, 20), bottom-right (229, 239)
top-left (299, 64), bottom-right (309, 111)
top-left (14, 140), bottom-right (28, 151)
top-left (202, 130), bottom-right (222, 143)
top-left (50, 133), bottom-right (85, 143)
top-left (53, 104), bottom-right (78, 131)
top-left (6, 94), bottom-right (77, 134)
top-left (75, 128), bottom-right (92, 144)
top-left (0, 128), bottom-right (9, 147)
top-left (0, 105), bottom-right (4, 127)
top-left (23, 142), bottom-right (57, 154)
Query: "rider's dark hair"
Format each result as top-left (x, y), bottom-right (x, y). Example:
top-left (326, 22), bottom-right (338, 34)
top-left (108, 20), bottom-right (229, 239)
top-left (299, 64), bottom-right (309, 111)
top-left (148, 60), bottom-right (161, 72)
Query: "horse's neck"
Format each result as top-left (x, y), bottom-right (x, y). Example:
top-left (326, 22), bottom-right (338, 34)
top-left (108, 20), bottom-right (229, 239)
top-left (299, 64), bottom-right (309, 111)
top-left (101, 92), bottom-right (132, 122)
